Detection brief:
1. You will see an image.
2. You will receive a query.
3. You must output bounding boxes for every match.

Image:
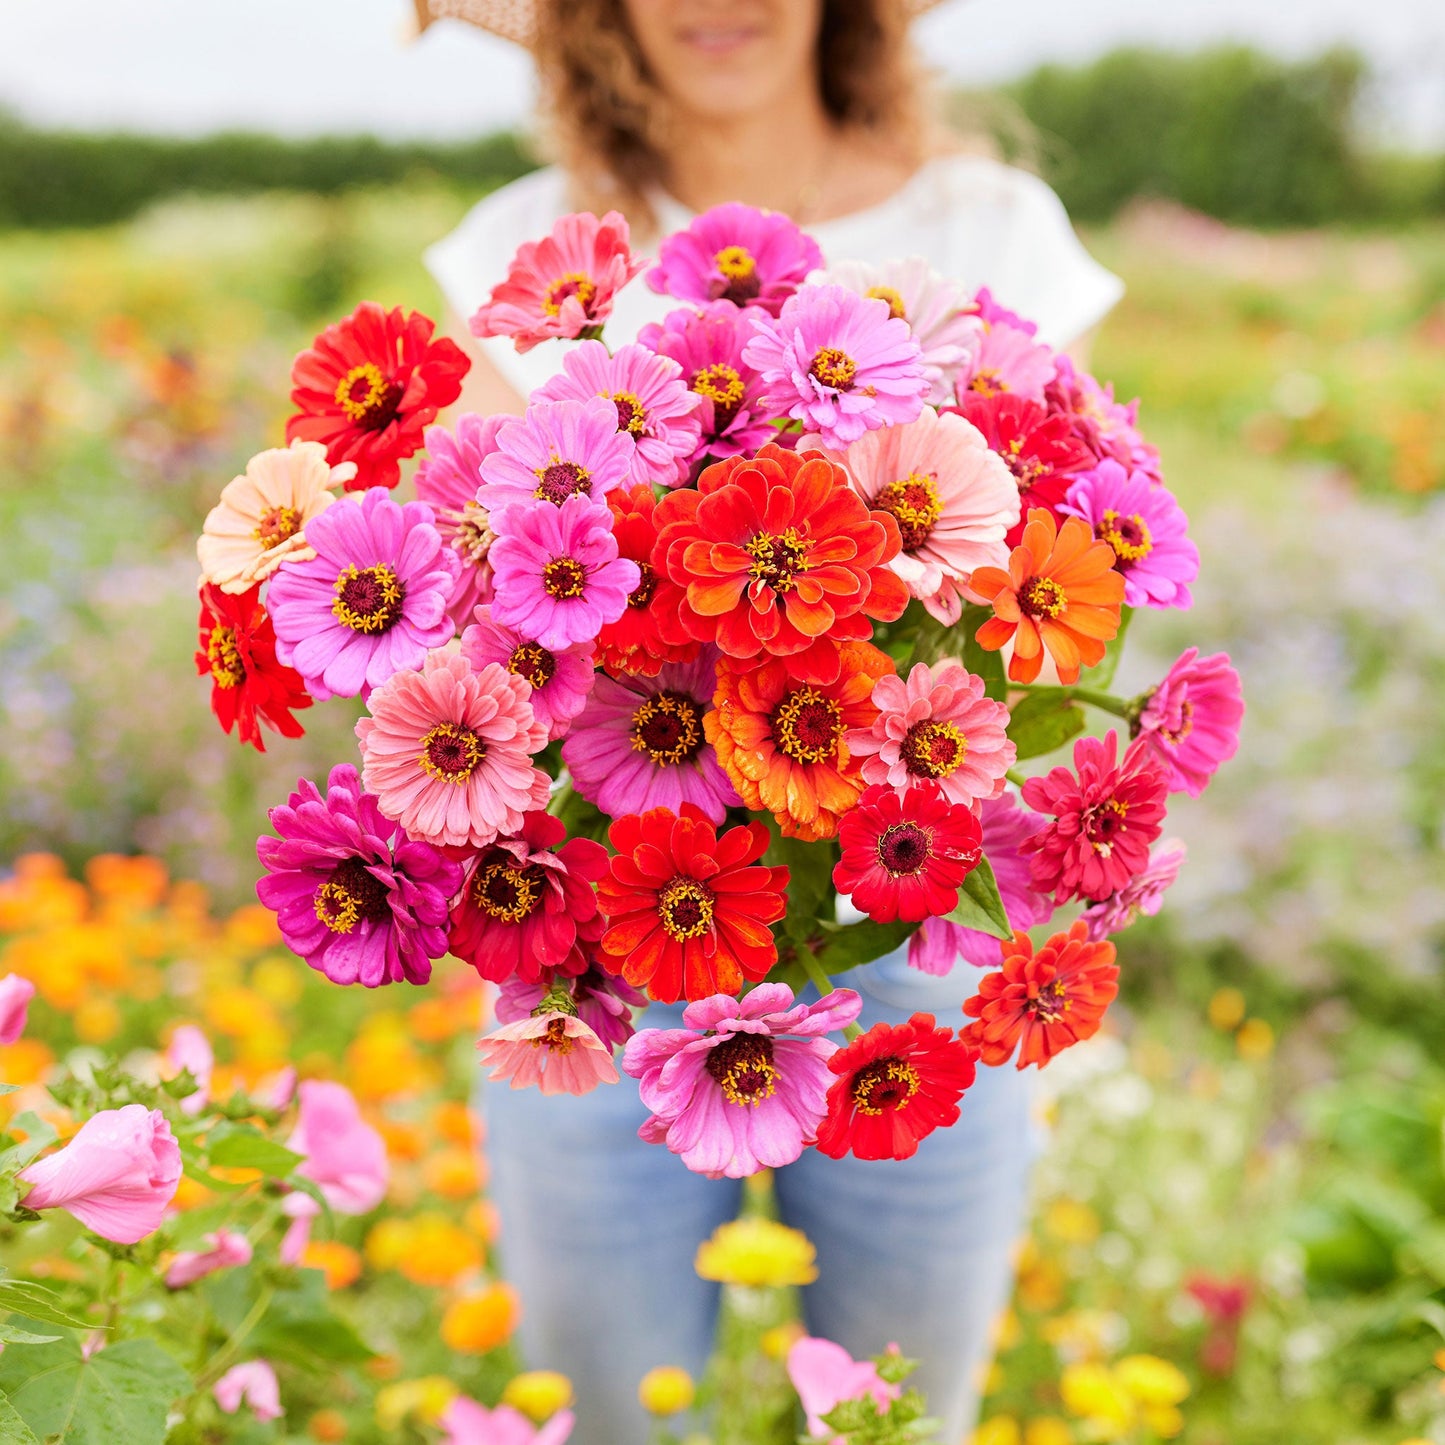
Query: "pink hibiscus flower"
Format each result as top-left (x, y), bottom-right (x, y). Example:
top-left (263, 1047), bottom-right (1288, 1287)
top-left (1135, 647), bottom-right (1244, 798)
top-left (288, 1079), bottom-right (388, 1214)
top-left (214, 1360), bottom-right (283, 1422)
top-left (459, 604), bottom-right (595, 742)
top-left (786, 1336), bottom-right (901, 1443)
top-left (0, 972), bottom-right (36, 1044)
top-left (164, 1229), bottom-right (253, 1289)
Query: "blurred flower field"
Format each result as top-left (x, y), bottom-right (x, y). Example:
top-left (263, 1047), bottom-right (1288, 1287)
top-left (3, 183), bottom-right (1445, 1442)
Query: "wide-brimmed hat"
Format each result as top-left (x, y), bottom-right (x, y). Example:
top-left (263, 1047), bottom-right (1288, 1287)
top-left (414, 0), bottom-right (947, 49)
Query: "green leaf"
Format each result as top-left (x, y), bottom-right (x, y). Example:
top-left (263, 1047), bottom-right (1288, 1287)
top-left (813, 918), bottom-right (918, 975)
top-left (205, 1124), bottom-right (302, 1177)
top-left (763, 820), bottom-right (837, 945)
top-left (0, 1281), bottom-right (91, 1331)
top-left (960, 604), bottom-right (1008, 702)
top-left (250, 1271), bottom-right (375, 1366)
top-left (0, 1336), bottom-right (190, 1445)
top-left (0, 1085), bottom-right (18, 1098)
top-left (0, 1113), bottom-right (59, 1177)
top-left (942, 856), bottom-right (1011, 940)
top-left (0, 1391), bottom-right (41, 1445)
top-left (1085, 603), bottom-right (1133, 689)
top-left (0, 1324), bottom-right (62, 1346)
top-left (1005, 689), bottom-right (1087, 761)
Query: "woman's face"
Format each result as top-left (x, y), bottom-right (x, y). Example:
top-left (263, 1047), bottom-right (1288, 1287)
top-left (620, 0), bottom-right (826, 121)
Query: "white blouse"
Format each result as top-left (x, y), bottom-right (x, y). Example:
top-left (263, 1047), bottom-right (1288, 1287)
top-left (424, 153), bottom-right (1124, 398)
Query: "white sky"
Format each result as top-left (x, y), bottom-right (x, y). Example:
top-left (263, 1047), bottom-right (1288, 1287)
top-left (2, 0), bottom-right (1443, 146)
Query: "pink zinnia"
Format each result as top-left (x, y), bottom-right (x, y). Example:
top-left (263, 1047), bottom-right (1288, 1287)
top-left (561, 648), bottom-right (740, 825)
top-left (165, 1024), bottom-right (214, 1117)
top-left (288, 1078), bottom-right (388, 1214)
top-left (786, 1336), bottom-right (901, 1444)
top-left (1021, 730), bottom-right (1171, 903)
top-left (743, 284), bottom-right (928, 449)
top-left (1061, 460), bottom-right (1198, 609)
top-left (449, 810), bottom-right (608, 984)
top-left (488, 492), bottom-right (641, 651)
top-left (165, 1228), bottom-right (253, 1289)
top-left (621, 984), bottom-right (862, 1179)
top-left (0, 972), bottom-right (36, 1044)
top-left (848, 658), bottom-right (1015, 807)
top-left (497, 965), bottom-right (646, 1052)
top-left (909, 793), bottom-right (1056, 974)
top-left (1081, 838), bottom-right (1187, 940)
top-left (477, 396), bottom-right (635, 526)
top-left (956, 318), bottom-right (1057, 404)
top-left (470, 209), bottom-right (645, 352)
top-left (805, 406), bottom-right (1018, 625)
top-left (460, 603), bottom-right (595, 741)
top-left (637, 302), bottom-right (777, 462)
top-left (214, 1361), bottom-right (283, 1423)
top-left (18, 1104), bottom-right (181, 1244)
top-left (415, 412), bottom-right (506, 631)
top-left (531, 340), bottom-right (703, 488)
top-left (477, 1010), bottom-right (620, 1096)
top-left (1136, 647), bottom-right (1244, 798)
top-left (356, 650), bottom-right (550, 851)
top-left (646, 202), bottom-right (823, 315)
top-left (442, 1396), bottom-right (575, 1445)
top-left (266, 486), bottom-right (458, 701)
top-left (1048, 354), bottom-right (1163, 485)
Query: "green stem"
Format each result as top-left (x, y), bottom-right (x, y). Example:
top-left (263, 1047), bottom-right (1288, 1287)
top-left (1065, 686), bottom-right (1132, 718)
top-left (546, 779), bottom-right (573, 819)
top-left (1006, 768), bottom-right (1028, 789)
top-left (798, 950), bottom-right (836, 1003)
top-left (194, 1284), bottom-right (274, 1391)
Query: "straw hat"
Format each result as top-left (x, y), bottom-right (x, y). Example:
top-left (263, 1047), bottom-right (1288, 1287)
top-left (414, 0), bottom-right (946, 49)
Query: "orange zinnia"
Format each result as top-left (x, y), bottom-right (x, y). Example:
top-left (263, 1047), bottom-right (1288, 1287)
top-left (971, 508), bottom-right (1124, 684)
top-left (706, 641), bottom-right (894, 841)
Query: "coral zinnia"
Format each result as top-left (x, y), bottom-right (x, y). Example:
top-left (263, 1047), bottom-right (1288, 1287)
top-left (653, 443), bottom-right (909, 684)
top-left (1135, 648), bottom-right (1244, 798)
top-left (477, 1010), bottom-right (619, 1096)
top-left (1020, 730), bottom-right (1170, 903)
top-left (707, 641), bottom-right (894, 842)
top-left (595, 804), bottom-right (788, 1003)
top-left (286, 302), bottom-right (469, 491)
top-left (832, 783), bottom-right (984, 924)
top-left (256, 764), bottom-right (462, 987)
top-left (971, 508), bottom-right (1125, 685)
top-left (459, 604), bottom-right (595, 742)
top-left (470, 209), bottom-right (645, 352)
top-left (356, 650), bottom-right (550, 851)
top-left (449, 811), bottom-right (608, 984)
top-left (196, 583), bottom-right (312, 752)
top-left (962, 920), bottom-right (1119, 1068)
top-left (814, 1013), bottom-right (979, 1160)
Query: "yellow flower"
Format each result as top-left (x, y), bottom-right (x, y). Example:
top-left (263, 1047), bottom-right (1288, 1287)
top-left (1114, 1355), bottom-right (1189, 1407)
top-left (441, 1283), bottom-right (520, 1354)
top-left (638, 1366), bottom-right (695, 1416)
top-left (694, 1217), bottom-right (818, 1287)
top-left (1235, 1018), bottom-right (1274, 1061)
top-left (971, 1418), bottom-right (1021, 1445)
top-left (387, 1214), bottom-right (483, 1288)
top-left (1207, 987), bottom-right (1246, 1031)
top-left (251, 955), bottom-right (304, 1007)
top-left (1044, 1198), bottom-right (1100, 1246)
top-left (300, 1241), bottom-right (362, 1290)
top-left (1060, 1363), bottom-right (1132, 1436)
top-left (502, 1371), bottom-right (574, 1421)
top-left (73, 997), bottom-right (121, 1044)
top-left (423, 1146), bottom-right (483, 1199)
top-left (1024, 1418), bottom-right (1072, 1445)
top-left (374, 1376), bottom-right (457, 1431)
top-left (761, 1320), bottom-right (805, 1360)
top-left (364, 1218), bottom-right (412, 1272)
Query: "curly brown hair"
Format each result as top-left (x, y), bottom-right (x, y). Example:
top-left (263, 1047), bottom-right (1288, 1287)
top-left (532, 0), bottom-right (940, 231)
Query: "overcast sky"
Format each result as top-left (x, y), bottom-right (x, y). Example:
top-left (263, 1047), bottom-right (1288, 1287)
top-left (3, 0), bottom-right (1443, 146)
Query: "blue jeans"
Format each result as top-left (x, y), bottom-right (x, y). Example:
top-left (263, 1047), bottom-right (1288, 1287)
top-left (481, 945), bottom-right (1037, 1444)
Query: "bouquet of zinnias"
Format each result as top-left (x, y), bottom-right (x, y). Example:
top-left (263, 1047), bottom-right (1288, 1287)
top-left (193, 203), bottom-right (1242, 1178)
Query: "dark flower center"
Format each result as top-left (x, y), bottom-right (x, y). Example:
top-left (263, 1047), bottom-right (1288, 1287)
top-left (874, 472), bottom-right (943, 552)
top-left (332, 563), bottom-right (406, 634)
top-left (334, 363), bottom-right (402, 430)
top-left (508, 641), bottom-right (557, 690)
top-left (628, 562), bottom-right (658, 610)
top-left (254, 505), bottom-right (302, 548)
top-left (705, 1033), bottom-right (779, 1107)
top-left (900, 720), bottom-right (966, 779)
top-left (1083, 798), bottom-right (1130, 858)
top-left (692, 363), bottom-right (746, 428)
top-left (610, 391), bottom-right (647, 436)
top-left (1028, 978), bottom-right (1070, 1022)
top-left (542, 557), bottom-right (588, 600)
top-left (544, 273), bottom-right (596, 317)
top-left (850, 1056), bottom-right (921, 1115)
top-left (772, 687), bottom-right (843, 764)
top-left (418, 722), bottom-right (485, 784)
top-left (746, 527), bottom-right (808, 594)
top-left (877, 822), bottom-right (933, 876)
top-left (472, 859), bottom-right (547, 924)
top-left (809, 347), bottom-right (857, 392)
top-left (1018, 575), bottom-right (1066, 621)
top-left (1096, 509), bottom-right (1153, 563)
top-left (630, 691), bottom-right (704, 766)
top-left (313, 856), bottom-right (390, 935)
top-left (657, 877), bottom-right (715, 941)
top-left (534, 460), bottom-right (592, 504)
top-left (207, 625), bottom-right (245, 688)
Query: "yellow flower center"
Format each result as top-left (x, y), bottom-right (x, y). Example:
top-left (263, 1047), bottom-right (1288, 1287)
top-left (850, 1056), bottom-right (921, 1115)
top-left (532, 1016), bottom-right (574, 1054)
top-left (630, 692), bottom-right (705, 767)
top-left (968, 368), bottom-right (1007, 398)
top-left (1097, 509), bottom-right (1153, 563)
top-left (472, 859), bottom-right (546, 923)
top-left (692, 363), bottom-right (745, 411)
top-left (610, 391), bottom-right (647, 436)
top-left (809, 346), bottom-right (857, 392)
top-left (772, 686), bottom-right (843, 765)
top-left (899, 719), bottom-right (967, 779)
top-left (542, 557), bottom-right (588, 600)
top-left (313, 858), bottom-right (389, 934)
top-left (1019, 575), bottom-right (1066, 621)
top-left (715, 245), bottom-right (757, 282)
top-left (334, 363), bottom-right (401, 428)
top-left (657, 877), bottom-right (715, 941)
top-left (874, 471), bottom-right (944, 551)
top-left (533, 459), bottom-right (592, 504)
top-left (206, 625), bottom-right (245, 688)
top-left (507, 642), bottom-right (556, 690)
top-left (865, 285), bottom-right (907, 321)
top-left (746, 527), bottom-right (808, 594)
top-left (1084, 798), bottom-right (1130, 858)
top-left (332, 563), bottom-right (405, 633)
top-left (417, 722), bottom-right (485, 785)
top-left (254, 505), bottom-right (302, 548)
top-left (1029, 977), bottom-right (1071, 1022)
top-left (704, 1034), bottom-right (779, 1108)
top-left (543, 273), bottom-right (596, 316)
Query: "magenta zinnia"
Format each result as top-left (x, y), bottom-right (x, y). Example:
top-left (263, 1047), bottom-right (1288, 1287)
top-left (1135, 648), bottom-right (1244, 798)
top-left (459, 604), bottom-right (595, 741)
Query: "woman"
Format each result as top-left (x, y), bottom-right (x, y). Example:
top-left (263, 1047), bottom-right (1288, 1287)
top-left (420, 1), bottom-right (1123, 1439)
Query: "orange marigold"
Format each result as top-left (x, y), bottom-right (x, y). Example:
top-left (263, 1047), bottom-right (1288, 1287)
top-left (971, 508), bottom-right (1124, 685)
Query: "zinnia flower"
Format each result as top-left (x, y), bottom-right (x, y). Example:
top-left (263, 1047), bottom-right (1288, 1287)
top-left (707, 642), bottom-right (893, 842)
top-left (653, 444), bottom-right (909, 683)
top-left (787, 1337), bottom-right (901, 1444)
top-left (197, 439), bottom-right (349, 592)
top-left (0, 972), bottom-right (36, 1044)
top-left (1080, 838), bottom-right (1187, 940)
top-left (470, 209), bottom-right (644, 352)
top-left (971, 508), bottom-right (1125, 685)
top-left (415, 412), bottom-right (507, 631)
top-left (694, 1217), bottom-right (818, 1286)
top-left (288, 1078), bottom-right (389, 1214)
top-left (356, 650), bottom-right (550, 851)
top-left (459, 604), bottom-right (595, 741)
top-left (196, 583), bottom-right (312, 751)
top-left (165, 1228), bottom-right (253, 1288)
top-left (256, 763), bottom-right (462, 987)
top-left (488, 492), bottom-right (641, 651)
top-left (1020, 730), bottom-right (1170, 903)
top-left (266, 486), bottom-right (459, 701)
top-left (962, 920), bottom-right (1119, 1068)
top-left (1135, 648), bottom-right (1244, 798)
top-left (621, 983), bottom-right (861, 1177)
top-left (164, 1024), bottom-right (213, 1117)
top-left (531, 340), bottom-right (703, 488)
top-left (806, 406), bottom-right (1018, 625)
top-left (956, 317), bottom-right (1056, 403)
top-left (743, 284), bottom-right (928, 447)
top-left (496, 966), bottom-right (646, 1051)
top-left (1060, 460), bottom-right (1198, 609)
top-left (646, 202), bottom-right (822, 314)
top-left (561, 649), bottom-right (740, 825)
top-left (18, 1104), bottom-right (181, 1244)
top-left (442, 1397), bottom-right (575, 1445)
top-left (476, 397), bottom-right (635, 525)
top-left (908, 794), bottom-right (1055, 973)
top-left (637, 302), bottom-right (777, 461)
top-left (448, 811), bottom-right (608, 983)
top-left (214, 1361), bottom-right (283, 1423)
top-left (1048, 355), bottom-right (1163, 485)
top-left (287, 302), bottom-right (469, 490)
top-left (814, 1013), bottom-right (979, 1161)
top-left (832, 783), bottom-right (984, 924)
top-left (477, 1010), bottom-right (620, 1096)
top-left (596, 805), bottom-right (788, 1003)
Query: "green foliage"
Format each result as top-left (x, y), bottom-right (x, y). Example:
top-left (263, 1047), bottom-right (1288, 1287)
top-left (940, 855), bottom-right (1011, 939)
top-left (1003, 690), bottom-right (1087, 761)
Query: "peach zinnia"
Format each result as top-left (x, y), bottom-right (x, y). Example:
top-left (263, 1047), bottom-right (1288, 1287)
top-left (970, 508), bottom-right (1124, 685)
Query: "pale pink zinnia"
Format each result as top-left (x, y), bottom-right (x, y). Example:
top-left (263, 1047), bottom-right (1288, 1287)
top-left (214, 1360), bottom-right (283, 1423)
top-left (1135, 648), bottom-right (1244, 798)
top-left (287, 1079), bottom-right (388, 1215)
top-left (0, 972), bottom-right (36, 1044)
top-left (807, 406), bottom-right (1019, 624)
top-left (496, 966), bottom-right (646, 1052)
top-left (848, 658), bottom-right (1015, 807)
top-left (1081, 838), bottom-right (1187, 940)
top-left (786, 1336), bottom-right (901, 1444)
top-left (477, 1010), bottom-right (620, 1096)
top-left (460, 603), bottom-right (595, 741)
top-left (164, 1023), bottom-right (214, 1117)
top-left (164, 1228), bottom-right (253, 1288)
top-left (956, 318), bottom-right (1057, 404)
top-left (357, 649), bottom-right (550, 851)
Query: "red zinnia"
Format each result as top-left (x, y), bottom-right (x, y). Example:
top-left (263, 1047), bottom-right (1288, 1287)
top-left (832, 783), bottom-right (983, 923)
top-left (653, 443), bottom-right (910, 684)
top-left (1020, 730), bottom-right (1170, 902)
top-left (815, 1013), bottom-right (979, 1161)
top-left (962, 920), bottom-right (1119, 1068)
top-left (195, 583), bottom-right (311, 752)
top-left (286, 302), bottom-right (470, 491)
top-left (596, 804), bottom-right (788, 1003)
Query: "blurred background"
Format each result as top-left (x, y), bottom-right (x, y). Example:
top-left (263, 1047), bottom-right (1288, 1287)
top-left (3, 2), bottom-right (1445, 1441)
